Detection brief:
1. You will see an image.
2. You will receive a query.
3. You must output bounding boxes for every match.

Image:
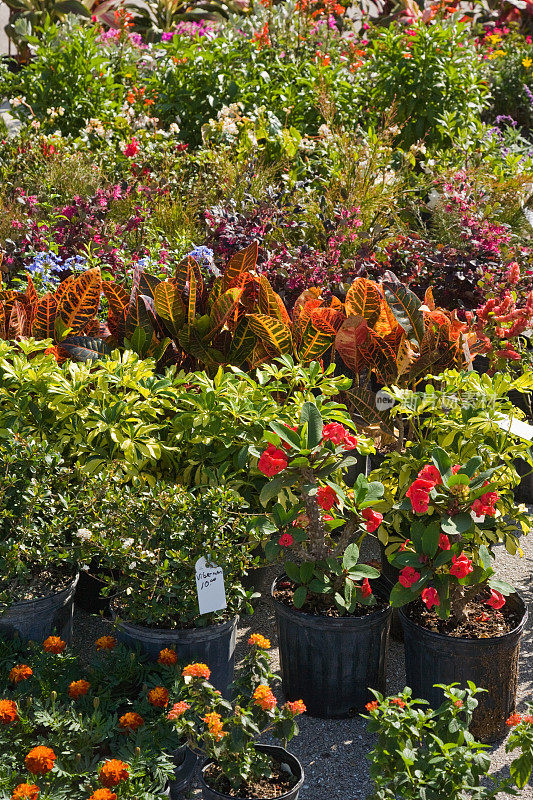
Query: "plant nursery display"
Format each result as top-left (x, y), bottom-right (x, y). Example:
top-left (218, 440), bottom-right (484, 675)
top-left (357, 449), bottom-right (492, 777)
top-left (0, 0), bottom-right (532, 797)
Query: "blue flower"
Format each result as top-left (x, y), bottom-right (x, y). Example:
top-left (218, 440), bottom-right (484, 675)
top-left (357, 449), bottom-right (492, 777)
top-left (186, 246), bottom-right (219, 276)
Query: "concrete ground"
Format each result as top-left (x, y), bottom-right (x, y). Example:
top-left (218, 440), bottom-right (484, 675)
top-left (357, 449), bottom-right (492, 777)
top-left (0, 2), bottom-right (10, 55)
top-left (73, 507), bottom-right (533, 800)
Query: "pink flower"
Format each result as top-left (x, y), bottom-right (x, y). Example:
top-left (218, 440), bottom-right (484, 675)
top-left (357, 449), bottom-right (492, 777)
top-left (449, 553), bottom-right (473, 580)
top-left (258, 444), bottom-right (287, 477)
top-left (123, 138), bottom-right (139, 158)
top-left (486, 589), bottom-right (505, 610)
top-left (399, 567), bottom-right (420, 589)
top-left (421, 587), bottom-right (440, 610)
top-left (361, 508), bottom-right (383, 533)
top-left (278, 533), bottom-right (294, 547)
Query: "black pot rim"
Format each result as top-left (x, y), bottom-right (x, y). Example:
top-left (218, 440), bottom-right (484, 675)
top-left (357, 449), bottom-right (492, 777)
top-left (199, 744), bottom-right (304, 800)
top-left (398, 590), bottom-right (528, 645)
top-left (2, 572), bottom-right (79, 609)
top-left (271, 574), bottom-right (392, 630)
top-left (110, 601), bottom-right (239, 637)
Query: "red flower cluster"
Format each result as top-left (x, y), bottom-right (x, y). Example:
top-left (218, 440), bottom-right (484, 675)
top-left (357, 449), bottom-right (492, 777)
top-left (486, 589), bottom-right (506, 610)
top-left (316, 485), bottom-right (338, 511)
top-left (399, 566), bottom-right (420, 588)
top-left (421, 587), bottom-right (440, 610)
top-left (361, 508), bottom-right (383, 533)
top-left (449, 553), bottom-right (473, 579)
top-left (284, 699), bottom-right (306, 715)
top-left (361, 578), bottom-right (372, 598)
top-left (258, 444), bottom-right (287, 477)
top-left (25, 747), bottom-right (56, 775)
top-left (322, 423), bottom-right (357, 449)
top-left (438, 533), bottom-right (451, 550)
top-left (167, 701), bottom-right (190, 720)
top-left (406, 478), bottom-right (435, 513)
top-left (472, 484), bottom-right (498, 517)
top-left (123, 138), bottom-right (139, 158)
top-left (279, 532), bottom-right (294, 547)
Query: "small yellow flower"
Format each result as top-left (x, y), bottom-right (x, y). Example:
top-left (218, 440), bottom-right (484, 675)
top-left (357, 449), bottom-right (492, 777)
top-left (488, 34), bottom-right (501, 45)
top-left (493, 49), bottom-right (505, 57)
top-left (523, 58), bottom-right (532, 68)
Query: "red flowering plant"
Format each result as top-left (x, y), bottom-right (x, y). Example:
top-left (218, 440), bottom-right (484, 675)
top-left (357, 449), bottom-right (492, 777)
top-left (254, 400), bottom-right (384, 614)
top-left (387, 447), bottom-right (518, 624)
top-left (167, 636), bottom-right (305, 793)
top-left (505, 704), bottom-right (533, 789)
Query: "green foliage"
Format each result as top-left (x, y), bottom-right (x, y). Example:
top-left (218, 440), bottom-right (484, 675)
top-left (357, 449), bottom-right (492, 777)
top-left (363, 683), bottom-right (513, 800)
top-left (362, 20), bottom-right (489, 147)
top-left (506, 706), bottom-right (533, 789)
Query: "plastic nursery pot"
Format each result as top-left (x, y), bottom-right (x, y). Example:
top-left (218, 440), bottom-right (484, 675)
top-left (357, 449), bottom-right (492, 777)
top-left (0, 574), bottom-right (79, 644)
top-left (167, 746), bottom-right (199, 800)
top-left (75, 565), bottom-right (116, 616)
top-left (400, 592), bottom-right (528, 743)
top-left (272, 577), bottom-right (392, 718)
top-left (199, 744), bottom-right (304, 800)
top-left (111, 604), bottom-right (238, 696)
top-left (513, 457), bottom-right (533, 505)
top-left (378, 539), bottom-right (400, 586)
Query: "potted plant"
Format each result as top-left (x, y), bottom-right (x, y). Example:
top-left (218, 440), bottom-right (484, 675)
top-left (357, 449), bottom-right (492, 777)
top-left (0, 436), bottom-right (97, 643)
top-left (168, 634), bottom-right (305, 800)
top-left (0, 636), bottom-right (189, 799)
top-left (384, 447), bottom-right (529, 741)
top-left (363, 682), bottom-right (518, 800)
top-left (255, 400), bottom-right (392, 718)
top-left (94, 483), bottom-right (258, 695)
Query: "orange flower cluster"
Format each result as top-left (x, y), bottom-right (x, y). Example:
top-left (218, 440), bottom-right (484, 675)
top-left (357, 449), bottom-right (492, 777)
top-left (182, 663), bottom-right (211, 680)
top-left (253, 685), bottom-right (277, 712)
top-left (158, 648), bottom-right (178, 666)
top-left (167, 701), bottom-right (190, 720)
top-left (390, 697), bottom-right (406, 709)
top-left (89, 790), bottom-right (117, 800)
top-left (68, 680), bottom-right (91, 699)
top-left (95, 636), bottom-right (116, 651)
top-left (365, 700), bottom-right (379, 712)
top-left (248, 634), bottom-right (271, 649)
top-left (506, 713), bottom-right (523, 726)
top-left (43, 636), bottom-right (66, 654)
top-left (25, 746), bottom-right (56, 775)
top-left (0, 699), bottom-right (18, 725)
top-left (148, 686), bottom-right (169, 708)
top-left (284, 700), bottom-right (306, 715)
top-left (9, 665), bottom-right (33, 684)
top-left (11, 784), bottom-right (40, 800)
top-left (99, 759), bottom-right (129, 787)
top-left (203, 711), bottom-right (226, 741)
top-left (118, 712), bottom-right (144, 733)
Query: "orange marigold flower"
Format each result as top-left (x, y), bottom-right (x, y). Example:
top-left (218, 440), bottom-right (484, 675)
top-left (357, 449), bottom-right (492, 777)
top-left (99, 759), bottom-right (129, 787)
top-left (390, 697), bottom-right (406, 708)
top-left (0, 699), bottom-right (18, 724)
top-left (182, 663), bottom-right (211, 680)
top-left (118, 712), bottom-right (144, 733)
top-left (203, 711), bottom-right (226, 741)
top-left (43, 636), bottom-right (66, 654)
top-left (95, 636), bottom-right (117, 651)
top-left (25, 746), bottom-right (56, 775)
top-left (248, 633), bottom-right (271, 649)
top-left (506, 713), bottom-right (522, 726)
top-left (167, 701), bottom-right (190, 720)
top-left (68, 680), bottom-right (91, 699)
top-left (148, 686), bottom-right (169, 708)
top-left (89, 790), bottom-right (117, 800)
top-left (11, 784), bottom-right (39, 800)
top-left (284, 700), bottom-right (306, 715)
top-left (158, 648), bottom-right (178, 666)
top-left (10, 665), bottom-right (33, 684)
top-left (365, 700), bottom-right (379, 712)
top-left (253, 685), bottom-right (277, 712)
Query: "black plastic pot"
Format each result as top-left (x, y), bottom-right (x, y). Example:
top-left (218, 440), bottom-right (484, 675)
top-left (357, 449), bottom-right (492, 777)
top-left (514, 457), bottom-right (533, 504)
top-left (343, 448), bottom-right (369, 487)
top-left (167, 746), bottom-right (198, 799)
top-left (400, 592), bottom-right (528, 742)
top-left (0, 575), bottom-right (79, 644)
top-left (378, 540), bottom-right (400, 585)
top-left (75, 567), bottom-right (115, 616)
top-left (112, 608), bottom-right (238, 696)
top-left (273, 578), bottom-right (392, 718)
top-left (199, 744), bottom-right (304, 800)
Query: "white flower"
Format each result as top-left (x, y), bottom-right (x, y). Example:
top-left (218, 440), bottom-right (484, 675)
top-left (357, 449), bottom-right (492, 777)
top-left (75, 529), bottom-right (93, 542)
top-left (129, 562), bottom-right (137, 569)
top-left (169, 122), bottom-right (180, 135)
top-left (11, 96), bottom-right (24, 107)
top-left (81, 564), bottom-right (90, 572)
top-left (123, 538), bottom-right (134, 548)
top-left (58, 107), bottom-right (65, 116)
top-left (318, 124), bottom-right (331, 139)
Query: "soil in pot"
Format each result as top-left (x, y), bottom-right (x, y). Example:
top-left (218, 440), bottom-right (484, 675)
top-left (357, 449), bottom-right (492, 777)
top-left (405, 589), bottom-right (522, 638)
top-left (274, 579), bottom-right (389, 617)
top-left (1, 567), bottom-right (75, 604)
top-left (0, 573), bottom-right (78, 644)
top-left (204, 762), bottom-right (293, 799)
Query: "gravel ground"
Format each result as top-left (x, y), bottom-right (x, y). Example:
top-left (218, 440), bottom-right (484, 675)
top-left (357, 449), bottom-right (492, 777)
top-left (72, 509), bottom-right (533, 800)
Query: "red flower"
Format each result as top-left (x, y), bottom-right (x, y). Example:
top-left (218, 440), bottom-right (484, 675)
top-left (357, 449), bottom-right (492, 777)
top-left (449, 553), bottom-right (473, 580)
top-left (279, 533), bottom-right (294, 547)
top-left (322, 422), bottom-right (348, 445)
top-left (68, 679), bottom-right (90, 699)
top-left (523, 715), bottom-right (533, 724)
top-left (344, 433), bottom-right (358, 449)
top-left (365, 700), bottom-right (379, 712)
top-left (284, 699), bottom-right (306, 715)
top-left (506, 713), bottom-right (522, 727)
top-left (158, 648), bottom-right (178, 666)
top-left (89, 791), bottom-right (118, 800)
top-left (486, 589), bottom-right (505, 610)
top-left (399, 566), bottom-right (420, 588)
top-left (454, 699), bottom-right (463, 708)
top-left (421, 587), bottom-right (440, 610)
top-left (417, 464), bottom-right (442, 485)
top-left (438, 533), bottom-right (451, 551)
top-left (405, 478), bottom-right (434, 513)
top-left (390, 697), bottom-right (405, 708)
top-left (258, 444), bottom-right (287, 477)
top-left (316, 486), bottom-right (338, 511)
top-left (9, 665), bottom-right (32, 684)
top-left (399, 539), bottom-right (410, 552)
top-left (43, 636), bottom-right (66, 654)
top-left (167, 701), bottom-right (190, 720)
top-left (361, 578), bottom-right (372, 598)
top-left (123, 138), bottom-right (139, 158)
top-left (361, 508), bottom-right (383, 533)
top-left (472, 486), bottom-right (498, 517)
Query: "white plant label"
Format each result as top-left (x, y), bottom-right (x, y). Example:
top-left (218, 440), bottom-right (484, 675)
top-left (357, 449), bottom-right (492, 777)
top-left (195, 557), bottom-right (227, 615)
top-left (461, 335), bottom-right (473, 371)
top-left (495, 415), bottom-right (533, 442)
